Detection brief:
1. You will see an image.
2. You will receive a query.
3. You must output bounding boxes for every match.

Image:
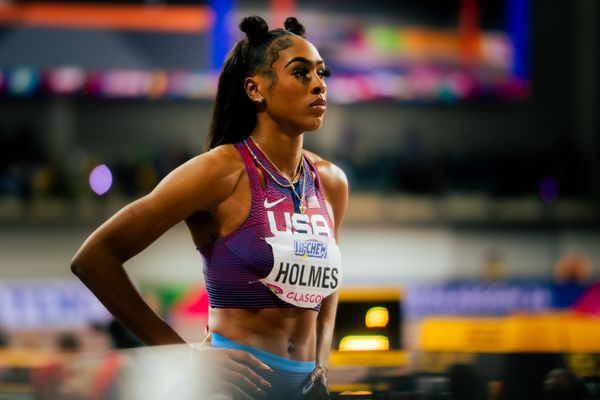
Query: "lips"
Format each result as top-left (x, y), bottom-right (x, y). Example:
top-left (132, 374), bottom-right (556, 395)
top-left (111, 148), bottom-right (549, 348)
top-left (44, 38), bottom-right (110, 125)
top-left (310, 98), bottom-right (327, 107)
top-left (310, 97), bottom-right (327, 113)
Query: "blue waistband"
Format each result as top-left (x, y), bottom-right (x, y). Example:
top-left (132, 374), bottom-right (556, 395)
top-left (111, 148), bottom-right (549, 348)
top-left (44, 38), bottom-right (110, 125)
top-left (210, 332), bottom-right (316, 373)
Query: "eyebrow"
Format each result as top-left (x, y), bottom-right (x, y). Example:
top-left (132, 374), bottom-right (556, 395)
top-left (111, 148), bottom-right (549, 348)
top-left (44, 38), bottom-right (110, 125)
top-left (284, 56), bottom-right (324, 69)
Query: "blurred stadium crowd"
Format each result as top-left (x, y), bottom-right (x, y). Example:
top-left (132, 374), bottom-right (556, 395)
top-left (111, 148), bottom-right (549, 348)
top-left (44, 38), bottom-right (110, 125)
top-left (0, 120), bottom-right (589, 203)
top-left (0, 0), bottom-right (599, 398)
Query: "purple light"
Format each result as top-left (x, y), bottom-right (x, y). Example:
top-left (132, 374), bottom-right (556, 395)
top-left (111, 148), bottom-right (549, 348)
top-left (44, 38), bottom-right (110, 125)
top-left (539, 175), bottom-right (559, 204)
top-left (89, 164), bottom-right (112, 195)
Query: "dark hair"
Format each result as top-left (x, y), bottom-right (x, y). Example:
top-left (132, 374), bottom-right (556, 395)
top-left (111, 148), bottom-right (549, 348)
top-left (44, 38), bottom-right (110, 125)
top-left (206, 16), bottom-right (306, 150)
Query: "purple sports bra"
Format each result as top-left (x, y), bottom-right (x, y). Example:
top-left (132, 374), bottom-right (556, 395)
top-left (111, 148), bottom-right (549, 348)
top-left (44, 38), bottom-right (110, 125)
top-left (199, 139), bottom-right (342, 310)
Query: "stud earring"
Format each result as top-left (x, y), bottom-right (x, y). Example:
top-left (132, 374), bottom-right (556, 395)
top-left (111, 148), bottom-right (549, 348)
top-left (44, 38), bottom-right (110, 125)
top-left (254, 96), bottom-right (264, 103)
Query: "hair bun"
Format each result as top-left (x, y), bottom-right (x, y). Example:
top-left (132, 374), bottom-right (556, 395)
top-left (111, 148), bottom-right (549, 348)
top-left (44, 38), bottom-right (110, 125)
top-left (284, 17), bottom-right (305, 37)
top-left (240, 15), bottom-right (269, 47)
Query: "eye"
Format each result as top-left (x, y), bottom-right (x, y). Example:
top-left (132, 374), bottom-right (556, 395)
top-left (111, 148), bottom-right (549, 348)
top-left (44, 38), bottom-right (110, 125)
top-left (293, 68), bottom-right (309, 78)
top-left (318, 68), bottom-right (332, 78)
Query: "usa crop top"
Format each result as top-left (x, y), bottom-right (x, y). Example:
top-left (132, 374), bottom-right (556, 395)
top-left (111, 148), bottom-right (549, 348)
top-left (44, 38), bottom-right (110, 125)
top-left (199, 139), bottom-right (342, 310)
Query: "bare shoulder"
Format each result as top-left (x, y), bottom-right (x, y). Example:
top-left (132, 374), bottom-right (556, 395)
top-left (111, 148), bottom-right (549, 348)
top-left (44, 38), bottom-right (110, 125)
top-left (146, 143), bottom-right (245, 214)
top-left (180, 144), bottom-right (243, 179)
top-left (162, 144), bottom-right (243, 192)
top-left (304, 150), bottom-right (348, 193)
top-left (304, 150), bottom-right (348, 231)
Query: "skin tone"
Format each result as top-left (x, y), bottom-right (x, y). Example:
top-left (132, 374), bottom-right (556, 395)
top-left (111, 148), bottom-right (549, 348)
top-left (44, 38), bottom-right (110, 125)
top-left (71, 34), bottom-right (348, 399)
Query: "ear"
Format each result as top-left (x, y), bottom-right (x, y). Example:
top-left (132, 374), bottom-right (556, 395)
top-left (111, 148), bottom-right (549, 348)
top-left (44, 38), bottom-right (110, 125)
top-left (244, 76), bottom-right (264, 103)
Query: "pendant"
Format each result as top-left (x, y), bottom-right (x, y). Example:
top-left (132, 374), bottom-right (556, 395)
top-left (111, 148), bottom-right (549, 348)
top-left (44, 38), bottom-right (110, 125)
top-left (299, 202), bottom-right (306, 214)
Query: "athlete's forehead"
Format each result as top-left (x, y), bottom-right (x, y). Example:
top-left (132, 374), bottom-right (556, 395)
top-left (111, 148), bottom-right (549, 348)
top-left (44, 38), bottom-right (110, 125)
top-left (275, 36), bottom-right (324, 68)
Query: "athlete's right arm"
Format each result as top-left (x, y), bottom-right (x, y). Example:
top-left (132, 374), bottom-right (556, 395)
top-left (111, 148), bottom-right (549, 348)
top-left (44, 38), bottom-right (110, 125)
top-left (72, 147), bottom-right (240, 345)
top-left (70, 146), bottom-right (272, 398)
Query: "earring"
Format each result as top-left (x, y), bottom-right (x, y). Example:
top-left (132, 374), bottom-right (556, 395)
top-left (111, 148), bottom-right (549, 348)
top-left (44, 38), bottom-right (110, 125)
top-left (254, 96), bottom-right (264, 103)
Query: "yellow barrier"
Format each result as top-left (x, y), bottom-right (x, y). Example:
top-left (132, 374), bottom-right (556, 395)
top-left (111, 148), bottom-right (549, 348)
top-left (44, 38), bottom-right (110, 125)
top-left (0, 349), bottom-right (59, 368)
top-left (417, 313), bottom-right (600, 353)
top-left (338, 286), bottom-right (403, 302)
top-left (330, 349), bottom-right (407, 367)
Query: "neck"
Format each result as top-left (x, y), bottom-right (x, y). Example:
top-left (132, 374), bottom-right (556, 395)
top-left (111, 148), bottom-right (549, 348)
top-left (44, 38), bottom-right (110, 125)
top-left (251, 126), bottom-right (304, 181)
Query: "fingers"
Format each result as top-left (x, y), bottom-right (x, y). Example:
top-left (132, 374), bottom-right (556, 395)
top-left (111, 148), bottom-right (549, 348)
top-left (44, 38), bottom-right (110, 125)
top-left (225, 349), bottom-right (272, 386)
top-left (201, 332), bottom-right (212, 346)
top-left (224, 357), bottom-right (271, 392)
top-left (220, 369), bottom-right (269, 399)
top-left (304, 368), bottom-right (330, 400)
top-left (228, 349), bottom-right (273, 373)
top-left (210, 348), bottom-right (272, 398)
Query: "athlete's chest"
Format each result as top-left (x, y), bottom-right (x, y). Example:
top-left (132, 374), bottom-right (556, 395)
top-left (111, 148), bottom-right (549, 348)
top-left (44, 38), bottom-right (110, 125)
top-left (259, 185), bottom-right (334, 239)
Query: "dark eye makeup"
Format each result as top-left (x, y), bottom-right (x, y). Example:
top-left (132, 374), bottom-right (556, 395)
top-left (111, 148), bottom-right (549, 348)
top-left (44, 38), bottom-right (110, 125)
top-left (293, 67), bottom-right (332, 79)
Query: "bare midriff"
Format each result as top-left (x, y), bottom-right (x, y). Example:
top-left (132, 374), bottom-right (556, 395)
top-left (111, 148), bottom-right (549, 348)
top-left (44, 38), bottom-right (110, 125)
top-left (208, 307), bottom-right (318, 361)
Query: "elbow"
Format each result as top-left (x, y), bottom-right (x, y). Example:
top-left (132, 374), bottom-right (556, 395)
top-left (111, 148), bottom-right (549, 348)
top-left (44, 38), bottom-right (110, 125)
top-left (70, 256), bottom-right (85, 279)
top-left (71, 251), bottom-right (94, 280)
top-left (71, 245), bottom-right (120, 281)
top-left (71, 233), bottom-right (120, 281)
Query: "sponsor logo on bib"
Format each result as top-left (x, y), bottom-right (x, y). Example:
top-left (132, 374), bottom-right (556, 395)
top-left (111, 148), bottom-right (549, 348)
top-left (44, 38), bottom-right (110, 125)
top-left (294, 239), bottom-right (328, 259)
top-left (265, 283), bottom-right (283, 294)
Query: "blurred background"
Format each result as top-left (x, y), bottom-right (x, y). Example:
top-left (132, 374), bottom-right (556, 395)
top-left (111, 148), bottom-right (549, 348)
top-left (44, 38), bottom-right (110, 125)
top-left (0, 0), bottom-right (599, 398)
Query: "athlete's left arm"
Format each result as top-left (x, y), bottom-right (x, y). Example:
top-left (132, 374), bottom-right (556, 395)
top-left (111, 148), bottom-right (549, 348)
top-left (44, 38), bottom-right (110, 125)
top-left (304, 157), bottom-right (349, 399)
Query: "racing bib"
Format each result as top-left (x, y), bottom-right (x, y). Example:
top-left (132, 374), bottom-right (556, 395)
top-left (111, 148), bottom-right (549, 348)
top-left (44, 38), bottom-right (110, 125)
top-left (261, 233), bottom-right (342, 308)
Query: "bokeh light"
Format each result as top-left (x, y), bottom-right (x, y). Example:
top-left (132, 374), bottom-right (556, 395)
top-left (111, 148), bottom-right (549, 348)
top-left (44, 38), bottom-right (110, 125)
top-left (9, 68), bottom-right (39, 96)
top-left (339, 335), bottom-right (390, 352)
top-left (89, 164), bottom-right (113, 195)
top-left (365, 306), bottom-right (389, 328)
top-left (539, 175), bottom-right (559, 204)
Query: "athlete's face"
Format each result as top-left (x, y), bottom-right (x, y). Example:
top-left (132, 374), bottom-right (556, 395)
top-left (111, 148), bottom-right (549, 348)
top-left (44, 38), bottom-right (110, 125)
top-left (260, 36), bottom-right (329, 133)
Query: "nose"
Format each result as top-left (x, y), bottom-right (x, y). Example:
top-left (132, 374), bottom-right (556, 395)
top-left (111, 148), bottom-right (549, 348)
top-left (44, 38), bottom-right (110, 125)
top-left (311, 75), bottom-right (326, 95)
